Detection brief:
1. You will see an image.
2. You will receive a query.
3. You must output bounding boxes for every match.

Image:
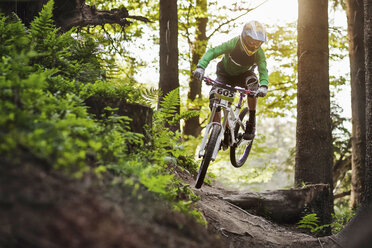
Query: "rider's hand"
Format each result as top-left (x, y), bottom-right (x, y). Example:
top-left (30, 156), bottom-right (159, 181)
top-left (192, 67), bottom-right (205, 81)
top-left (256, 85), bottom-right (268, 97)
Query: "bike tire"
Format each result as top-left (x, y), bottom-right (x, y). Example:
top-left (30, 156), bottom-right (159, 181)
top-left (195, 124), bottom-right (221, 189)
top-left (230, 107), bottom-right (254, 168)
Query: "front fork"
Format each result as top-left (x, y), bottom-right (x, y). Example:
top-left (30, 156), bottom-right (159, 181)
top-left (198, 101), bottom-right (223, 161)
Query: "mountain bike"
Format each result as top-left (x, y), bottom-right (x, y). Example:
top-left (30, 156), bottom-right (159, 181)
top-left (195, 76), bottom-right (260, 189)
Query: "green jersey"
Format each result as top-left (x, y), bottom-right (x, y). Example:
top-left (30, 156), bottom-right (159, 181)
top-left (197, 36), bottom-right (269, 86)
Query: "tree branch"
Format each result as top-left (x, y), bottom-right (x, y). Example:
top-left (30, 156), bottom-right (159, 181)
top-left (184, 1), bottom-right (193, 47)
top-left (206, 0), bottom-right (268, 40)
top-left (55, 0), bottom-right (150, 31)
top-left (334, 191), bottom-right (351, 199)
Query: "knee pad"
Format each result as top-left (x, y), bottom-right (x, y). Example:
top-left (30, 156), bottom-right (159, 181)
top-left (245, 75), bottom-right (259, 91)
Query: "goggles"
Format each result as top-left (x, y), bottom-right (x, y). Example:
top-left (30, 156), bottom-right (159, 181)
top-left (241, 36), bottom-right (263, 56)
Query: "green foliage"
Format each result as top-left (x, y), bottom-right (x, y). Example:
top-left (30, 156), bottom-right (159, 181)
top-left (26, 1), bottom-right (106, 84)
top-left (141, 172), bottom-right (175, 196)
top-left (0, 2), bottom-right (203, 224)
top-left (141, 87), bottom-right (161, 108)
top-left (159, 89), bottom-right (181, 120)
top-left (259, 23), bottom-right (298, 118)
top-left (157, 88), bottom-right (199, 127)
top-left (331, 0), bottom-right (346, 10)
top-left (262, 22), bottom-right (349, 118)
top-left (331, 208), bottom-right (355, 234)
top-left (79, 79), bottom-right (143, 103)
top-left (29, 0), bottom-right (55, 40)
top-left (329, 26), bottom-right (348, 61)
top-left (297, 213), bottom-right (321, 233)
top-left (298, 210), bottom-right (355, 235)
top-left (0, 15), bottom-right (28, 56)
top-left (0, 2), bottom-right (113, 174)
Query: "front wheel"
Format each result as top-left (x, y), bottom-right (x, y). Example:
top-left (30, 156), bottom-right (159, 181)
top-left (230, 107), bottom-right (254, 168)
top-left (195, 124), bottom-right (221, 189)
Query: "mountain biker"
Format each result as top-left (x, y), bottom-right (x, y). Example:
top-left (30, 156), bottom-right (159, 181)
top-left (193, 20), bottom-right (269, 140)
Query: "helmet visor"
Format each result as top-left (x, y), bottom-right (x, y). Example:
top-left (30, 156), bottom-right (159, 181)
top-left (241, 35), bottom-right (263, 55)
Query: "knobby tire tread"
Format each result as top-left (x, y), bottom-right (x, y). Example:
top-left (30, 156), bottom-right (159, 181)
top-left (230, 107), bottom-right (253, 167)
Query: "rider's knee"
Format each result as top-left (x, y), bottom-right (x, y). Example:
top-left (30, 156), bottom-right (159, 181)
top-left (245, 74), bottom-right (259, 91)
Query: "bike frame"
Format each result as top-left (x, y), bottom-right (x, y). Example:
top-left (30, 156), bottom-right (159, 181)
top-left (198, 77), bottom-right (255, 161)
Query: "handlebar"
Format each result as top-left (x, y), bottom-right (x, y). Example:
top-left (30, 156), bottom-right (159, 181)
top-left (202, 76), bottom-right (258, 97)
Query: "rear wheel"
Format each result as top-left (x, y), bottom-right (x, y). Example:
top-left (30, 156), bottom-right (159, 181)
top-left (195, 124), bottom-right (221, 188)
top-left (230, 107), bottom-right (254, 168)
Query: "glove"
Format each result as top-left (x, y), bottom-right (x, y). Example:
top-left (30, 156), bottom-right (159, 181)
top-left (192, 67), bottom-right (205, 81)
top-left (256, 85), bottom-right (268, 97)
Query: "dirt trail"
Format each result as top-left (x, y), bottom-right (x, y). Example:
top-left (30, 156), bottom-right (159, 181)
top-left (181, 173), bottom-right (338, 248)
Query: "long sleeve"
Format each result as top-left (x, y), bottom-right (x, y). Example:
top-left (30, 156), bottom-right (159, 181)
top-left (197, 37), bottom-right (238, 69)
top-left (255, 48), bottom-right (269, 86)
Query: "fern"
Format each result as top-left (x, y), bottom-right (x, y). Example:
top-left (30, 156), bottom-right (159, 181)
top-left (28, 0), bottom-right (65, 69)
top-left (159, 88), bottom-right (180, 117)
top-left (0, 15), bottom-right (28, 56)
top-left (170, 110), bottom-right (200, 126)
top-left (66, 34), bottom-right (105, 82)
top-left (156, 88), bottom-right (200, 126)
top-left (141, 87), bottom-right (161, 108)
top-left (29, 0), bottom-right (56, 40)
top-left (69, 35), bottom-right (98, 59)
top-left (297, 213), bottom-right (333, 235)
top-left (297, 213), bottom-right (320, 232)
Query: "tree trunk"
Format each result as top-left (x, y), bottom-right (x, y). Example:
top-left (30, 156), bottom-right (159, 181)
top-left (159, 0), bottom-right (180, 131)
top-left (296, 0), bottom-right (333, 232)
top-left (332, 2), bottom-right (372, 247)
top-left (184, 0), bottom-right (208, 137)
top-left (223, 184), bottom-right (330, 224)
top-left (362, 0), bottom-right (372, 207)
top-left (346, 0), bottom-right (367, 209)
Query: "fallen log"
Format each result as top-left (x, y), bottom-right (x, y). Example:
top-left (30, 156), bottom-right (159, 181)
top-left (223, 184), bottom-right (330, 223)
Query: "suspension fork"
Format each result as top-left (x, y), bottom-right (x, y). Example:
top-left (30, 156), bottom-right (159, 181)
top-left (198, 100), bottom-right (220, 158)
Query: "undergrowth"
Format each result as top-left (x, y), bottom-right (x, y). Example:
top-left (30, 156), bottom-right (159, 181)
top-left (297, 209), bottom-right (355, 236)
top-left (0, 1), bottom-right (203, 223)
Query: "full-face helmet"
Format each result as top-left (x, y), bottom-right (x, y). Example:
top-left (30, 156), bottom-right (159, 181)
top-left (240, 21), bottom-right (268, 56)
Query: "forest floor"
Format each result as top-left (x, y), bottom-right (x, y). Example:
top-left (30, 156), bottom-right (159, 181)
top-left (0, 154), bottom-right (339, 248)
top-left (177, 169), bottom-right (340, 248)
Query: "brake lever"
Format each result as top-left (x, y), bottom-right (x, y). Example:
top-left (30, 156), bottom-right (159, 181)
top-left (204, 78), bottom-right (213, 86)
